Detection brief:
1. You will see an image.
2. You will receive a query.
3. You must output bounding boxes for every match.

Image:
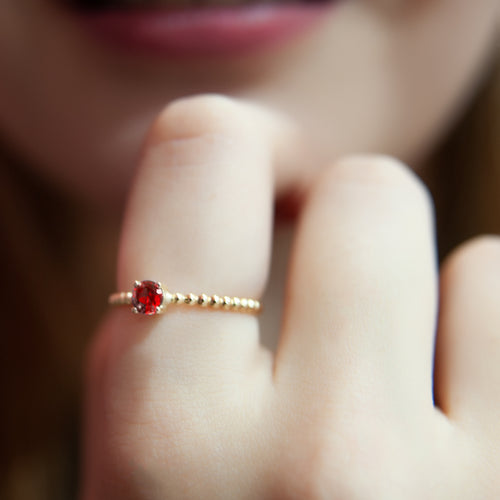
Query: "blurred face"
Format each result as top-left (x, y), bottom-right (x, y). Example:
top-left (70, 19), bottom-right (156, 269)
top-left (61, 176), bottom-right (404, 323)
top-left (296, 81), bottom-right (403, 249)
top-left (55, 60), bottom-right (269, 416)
top-left (0, 0), bottom-right (498, 208)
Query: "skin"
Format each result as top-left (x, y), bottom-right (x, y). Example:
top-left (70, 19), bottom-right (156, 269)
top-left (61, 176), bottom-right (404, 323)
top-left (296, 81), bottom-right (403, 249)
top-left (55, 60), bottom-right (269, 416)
top-left (0, 0), bottom-right (498, 205)
top-left (0, 0), bottom-right (499, 498)
top-left (81, 98), bottom-right (500, 499)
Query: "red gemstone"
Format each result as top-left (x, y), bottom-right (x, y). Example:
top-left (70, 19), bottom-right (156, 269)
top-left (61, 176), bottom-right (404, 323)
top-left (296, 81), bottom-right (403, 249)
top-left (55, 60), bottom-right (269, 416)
top-left (132, 280), bottom-right (163, 315)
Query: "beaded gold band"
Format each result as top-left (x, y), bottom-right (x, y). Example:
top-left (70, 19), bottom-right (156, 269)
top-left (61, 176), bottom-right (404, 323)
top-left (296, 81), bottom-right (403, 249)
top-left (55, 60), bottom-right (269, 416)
top-left (108, 280), bottom-right (261, 316)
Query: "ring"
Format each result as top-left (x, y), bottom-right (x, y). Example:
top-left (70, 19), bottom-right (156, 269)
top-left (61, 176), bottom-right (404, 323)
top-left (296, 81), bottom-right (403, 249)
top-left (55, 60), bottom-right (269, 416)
top-left (108, 280), bottom-right (262, 316)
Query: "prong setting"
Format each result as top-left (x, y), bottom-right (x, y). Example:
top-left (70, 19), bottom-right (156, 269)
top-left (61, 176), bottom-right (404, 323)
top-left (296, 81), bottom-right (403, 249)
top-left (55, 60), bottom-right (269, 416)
top-left (114, 280), bottom-right (260, 315)
top-left (132, 280), bottom-right (164, 315)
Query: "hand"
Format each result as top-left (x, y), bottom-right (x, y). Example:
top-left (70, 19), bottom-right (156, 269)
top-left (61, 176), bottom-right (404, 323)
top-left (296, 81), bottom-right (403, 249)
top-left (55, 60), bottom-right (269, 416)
top-left (81, 95), bottom-right (500, 499)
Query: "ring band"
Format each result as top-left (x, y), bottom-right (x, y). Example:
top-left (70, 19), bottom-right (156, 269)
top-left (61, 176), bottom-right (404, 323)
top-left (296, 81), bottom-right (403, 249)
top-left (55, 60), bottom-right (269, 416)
top-left (108, 280), bottom-right (261, 316)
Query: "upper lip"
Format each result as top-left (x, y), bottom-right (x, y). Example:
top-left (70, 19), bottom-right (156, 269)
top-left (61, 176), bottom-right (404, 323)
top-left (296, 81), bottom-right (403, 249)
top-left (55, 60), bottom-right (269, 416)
top-left (67, 0), bottom-right (329, 9)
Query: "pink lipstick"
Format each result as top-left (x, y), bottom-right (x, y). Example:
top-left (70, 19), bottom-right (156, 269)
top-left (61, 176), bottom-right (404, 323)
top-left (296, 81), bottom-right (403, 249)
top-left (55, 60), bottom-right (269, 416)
top-left (65, 2), bottom-right (336, 58)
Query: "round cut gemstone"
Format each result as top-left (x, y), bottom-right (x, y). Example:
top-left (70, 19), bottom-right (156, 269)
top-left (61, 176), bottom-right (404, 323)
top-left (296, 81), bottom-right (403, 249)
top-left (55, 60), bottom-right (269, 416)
top-left (132, 280), bottom-right (163, 315)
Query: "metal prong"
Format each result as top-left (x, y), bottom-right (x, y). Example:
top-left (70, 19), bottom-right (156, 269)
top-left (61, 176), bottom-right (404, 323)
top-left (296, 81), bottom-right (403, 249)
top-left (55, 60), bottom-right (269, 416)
top-left (131, 307), bottom-right (139, 314)
top-left (134, 280), bottom-right (141, 287)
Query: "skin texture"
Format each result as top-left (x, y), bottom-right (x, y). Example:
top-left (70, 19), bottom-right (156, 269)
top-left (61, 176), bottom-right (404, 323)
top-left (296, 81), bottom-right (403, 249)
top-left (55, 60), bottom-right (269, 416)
top-left (0, 0), bottom-right (499, 498)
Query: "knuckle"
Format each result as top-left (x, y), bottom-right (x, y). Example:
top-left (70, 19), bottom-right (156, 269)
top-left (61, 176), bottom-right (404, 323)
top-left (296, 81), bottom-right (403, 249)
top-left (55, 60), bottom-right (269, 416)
top-left (447, 235), bottom-right (500, 267)
top-left (272, 413), bottom-right (413, 500)
top-left (272, 442), bottom-right (337, 500)
top-left (441, 235), bottom-right (500, 281)
top-left (148, 94), bottom-right (250, 145)
top-left (332, 155), bottom-right (416, 185)
top-left (315, 155), bottom-right (432, 208)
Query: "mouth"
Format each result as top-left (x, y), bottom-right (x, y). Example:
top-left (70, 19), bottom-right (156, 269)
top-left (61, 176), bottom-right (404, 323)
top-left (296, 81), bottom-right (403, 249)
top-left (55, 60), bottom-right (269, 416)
top-left (61, 0), bottom-right (338, 58)
top-left (67, 0), bottom-right (331, 9)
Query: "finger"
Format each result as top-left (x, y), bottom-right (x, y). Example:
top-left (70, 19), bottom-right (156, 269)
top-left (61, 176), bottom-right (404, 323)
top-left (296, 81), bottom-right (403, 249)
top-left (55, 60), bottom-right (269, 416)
top-left (118, 93), bottom-right (310, 292)
top-left (276, 156), bottom-right (438, 412)
top-left (434, 236), bottom-right (500, 435)
top-left (83, 95), bottom-right (304, 497)
top-left (115, 94), bottom-right (306, 375)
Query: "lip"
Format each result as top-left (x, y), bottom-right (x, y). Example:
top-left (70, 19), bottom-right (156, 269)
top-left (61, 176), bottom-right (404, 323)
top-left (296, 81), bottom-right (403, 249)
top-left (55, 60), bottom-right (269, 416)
top-left (67, 3), bottom-right (335, 58)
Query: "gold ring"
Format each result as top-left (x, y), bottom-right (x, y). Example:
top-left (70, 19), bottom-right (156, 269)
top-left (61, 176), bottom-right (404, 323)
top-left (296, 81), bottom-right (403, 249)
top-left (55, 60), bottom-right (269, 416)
top-left (108, 280), bottom-right (262, 316)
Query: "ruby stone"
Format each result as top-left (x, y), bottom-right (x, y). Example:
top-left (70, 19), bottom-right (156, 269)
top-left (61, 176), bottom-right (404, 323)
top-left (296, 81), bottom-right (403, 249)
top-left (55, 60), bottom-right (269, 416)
top-left (132, 280), bottom-right (163, 315)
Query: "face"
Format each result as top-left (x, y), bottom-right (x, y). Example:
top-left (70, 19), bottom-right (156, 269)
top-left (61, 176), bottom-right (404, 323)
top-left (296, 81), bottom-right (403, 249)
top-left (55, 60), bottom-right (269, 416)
top-left (0, 0), bottom-right (498, 208)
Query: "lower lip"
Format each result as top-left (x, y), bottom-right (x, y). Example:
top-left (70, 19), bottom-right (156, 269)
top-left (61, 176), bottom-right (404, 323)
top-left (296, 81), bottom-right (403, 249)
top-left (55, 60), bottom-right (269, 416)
top-left (70, 3), bottom-right (334, 58)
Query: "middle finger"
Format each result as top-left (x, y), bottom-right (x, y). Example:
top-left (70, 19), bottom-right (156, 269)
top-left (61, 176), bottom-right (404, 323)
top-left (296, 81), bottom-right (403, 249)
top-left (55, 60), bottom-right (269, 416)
top-left (276, 156), bottom-right (438, 412)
